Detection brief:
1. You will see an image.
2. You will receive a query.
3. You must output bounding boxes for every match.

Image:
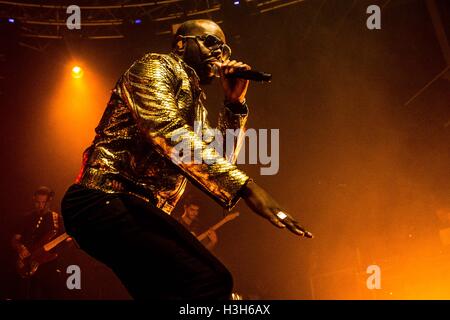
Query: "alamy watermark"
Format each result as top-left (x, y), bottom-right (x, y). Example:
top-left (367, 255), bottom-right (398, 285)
top-left (366, 5), bottom-right (381, 30)
top-left (66, 5), bottom-right (81, 30)
top-left (366, 264), bottom-right (381, 289)
top-left (66, 264), bottom-right (81, 290)
top-left (170, 122), bottom-right (280, 175)
top-left (65, 4), bottom-right (381, 31)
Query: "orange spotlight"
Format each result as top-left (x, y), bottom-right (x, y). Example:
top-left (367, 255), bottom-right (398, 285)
top-left (71, 65), bottom-right (84, 79)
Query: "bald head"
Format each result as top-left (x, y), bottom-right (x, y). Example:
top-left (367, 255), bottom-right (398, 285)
top-left (172, 19), bottom-right (226, 48)
top-left (172, 19), bottom-right (228, 84)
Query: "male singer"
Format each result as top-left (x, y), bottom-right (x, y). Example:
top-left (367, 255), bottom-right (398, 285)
top-left (61, 19), bottom-right (311, 300)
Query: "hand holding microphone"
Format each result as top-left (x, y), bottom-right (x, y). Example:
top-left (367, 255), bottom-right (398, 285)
top-left (213, 60), bottom-right (272, 82)
top-left (214, 60), bottom-right (251, 104)
top-left (213, 60), bottom-right (272, 104)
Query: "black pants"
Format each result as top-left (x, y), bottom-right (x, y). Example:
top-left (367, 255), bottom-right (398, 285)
top-left (61, 184), bottom-right (233, 300)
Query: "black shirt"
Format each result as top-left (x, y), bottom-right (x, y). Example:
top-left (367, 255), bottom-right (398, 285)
top-left (18, 210), bottom-right (62, 248)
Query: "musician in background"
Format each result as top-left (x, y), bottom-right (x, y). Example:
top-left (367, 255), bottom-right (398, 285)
top-left (178, 198), bottom-right (218, 251)
top-left (11, 186), bottom-right (65, 299)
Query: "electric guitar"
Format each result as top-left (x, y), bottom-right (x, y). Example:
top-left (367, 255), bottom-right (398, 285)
top-left (16, 232), bottom-right (70, 278)
top-left (197, 212), bottom-right (240, 242)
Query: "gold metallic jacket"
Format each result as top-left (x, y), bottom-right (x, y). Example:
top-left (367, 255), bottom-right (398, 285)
top-left (76, 52), bottom-right (250, 214)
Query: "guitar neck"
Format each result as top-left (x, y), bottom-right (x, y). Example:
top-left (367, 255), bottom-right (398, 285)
top-left (197, 217), bottom-right (235, 242)
top-left (209, 219), bottom-right (229, 232)
top-left (43, 233), bottom-right (69, 251)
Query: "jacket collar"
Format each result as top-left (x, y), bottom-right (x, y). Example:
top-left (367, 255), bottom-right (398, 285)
top-left (169, 52), bottom-right (201, 83)
top-left (169, 52), bottom-right (203, 99)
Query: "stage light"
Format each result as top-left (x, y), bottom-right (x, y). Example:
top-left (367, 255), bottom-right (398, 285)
top-left (134, 19), bottom-right (142, 24)
top-left (71, 65), bottom-right (84, 79)
top-left (8, 18), bottom-right (15, 23)
top-left (49, 61), bottom-right (109, 170)
top-left (222, 0), bottom-right (257, 25)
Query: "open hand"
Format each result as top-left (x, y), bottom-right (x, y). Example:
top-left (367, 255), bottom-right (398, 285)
top-left (241, 181), bottom-right (313, 238)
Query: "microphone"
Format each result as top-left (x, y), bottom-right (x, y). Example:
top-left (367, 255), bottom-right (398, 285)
top-left (211, 64), bottom-right (272, 82)
top-left (226, 70), bottom-right (272, 82)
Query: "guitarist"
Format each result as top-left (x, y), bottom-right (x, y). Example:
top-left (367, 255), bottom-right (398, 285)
top-left (11, 186), bottom-right (65, 299)
top-left (178, 199), bottom-right (218, 250)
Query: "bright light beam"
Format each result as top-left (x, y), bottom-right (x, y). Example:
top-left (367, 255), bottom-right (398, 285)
top-left (71, 65), bottom-right (84, 79)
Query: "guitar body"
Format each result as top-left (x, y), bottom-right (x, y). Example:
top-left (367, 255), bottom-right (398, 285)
top-left (16, 247), bottom-right (58, 278)
top-left (15, 233), bottom-right (69, 279)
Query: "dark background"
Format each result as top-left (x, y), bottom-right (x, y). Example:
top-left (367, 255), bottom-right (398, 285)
top-left (0, 0), bottom-right (449, 299)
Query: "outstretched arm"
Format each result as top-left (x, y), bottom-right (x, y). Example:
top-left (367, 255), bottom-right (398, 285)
top-left (216, 60), bottom-right (313, 238)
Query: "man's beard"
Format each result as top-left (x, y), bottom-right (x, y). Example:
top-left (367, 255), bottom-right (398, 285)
top-left (184, 48), bottom-right (216, 84)
top-left (194, 61), bottom-right (215, 85)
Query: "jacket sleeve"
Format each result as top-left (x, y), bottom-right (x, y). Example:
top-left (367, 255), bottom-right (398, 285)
top-left (200, 101), bottom-right (248, 165)
top-left (118, 54), bottom-right (250, 209)
top-left (217, 101), bottom-right (248, 164)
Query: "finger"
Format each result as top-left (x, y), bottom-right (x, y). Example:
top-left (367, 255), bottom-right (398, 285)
top-left (283, 218), bottom-right (305, 236)
top-left (212, 61), bottom-right (225, 77)
top-left (291, 220), bottom-right (314, 238)
top-left (231, 62), bottom-right (250, 70)
top-left (266, 211), bottom-right (285, 228)
top-left (217, 61), bottom-right (226, 75)
top-left (241, 64), bottom-right (251, 70)
top-left (221, 60), bottom-right (233, 70)
top-left (228, 62), bottom-right (245, 74)
top-left (270, 216), bottom-right (286, 229)
top-left (275, 211), bottom-right (306, 237)
top-left (286, 217), bottom-right (314, 238)
top-left (227, 68), bottom-right (236, 75)
top-left (224, 61), bottom-right (239, 74)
